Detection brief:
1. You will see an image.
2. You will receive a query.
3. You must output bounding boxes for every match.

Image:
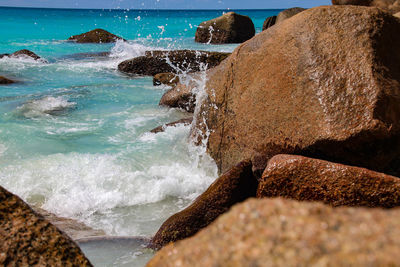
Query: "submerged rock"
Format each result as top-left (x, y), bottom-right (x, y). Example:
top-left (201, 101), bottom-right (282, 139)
top-left (68, 28), bottom-right (125, 43)
top-left (0, 186), bottom-right (92, 266)
top-left (149, 160), bottom-right (258, 250)
top-left (262, 16), bottom-right (277, 30)
top-left (276, 7), bottom-right (307, 24)
top-left (10, 49), bottom-right (42, 60)
top-left (153, 72), bottom-right (180, 87)
top-left (257, 155), bottom-right (400, 208)
top-left (118, 50), bottom-right (230, 76)
top-left (34, 207), bottom-right (105, 240)
top-left (147, 198), bottom-right (400, 266)
top-left (195, 12), bottom-right (255, 44)
top-left (193, 6), bottom-right (400, 176)
top-left (150, 117), bottom-right (193, 133)
top-left (0, 76), bottom-right (16, 84)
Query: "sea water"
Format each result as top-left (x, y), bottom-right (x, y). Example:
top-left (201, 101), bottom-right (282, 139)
top-left (0, 7), bottom-right (281, 266)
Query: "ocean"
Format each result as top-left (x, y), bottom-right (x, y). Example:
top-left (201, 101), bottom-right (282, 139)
top-left (0, 7), bottom-right (281, 266)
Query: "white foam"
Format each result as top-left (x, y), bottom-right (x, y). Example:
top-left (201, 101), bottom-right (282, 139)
top-left (17, 96), bottom-right (76, 118)
top-left (109, 40), bottom-right (153, 60)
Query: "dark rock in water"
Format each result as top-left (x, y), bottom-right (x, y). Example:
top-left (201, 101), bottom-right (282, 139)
top-left (34, 207), bottom-right (105, 240)
top-left (149, 160), bottom-right (258, 250)
top-left (195, 12), bottom-right (255, 44)
top-left (159, 82), bottom-right (196, 113)
top-left (0, 53), bottom-right (10, 59)
top-left (68, 28), bottom-right (125, 43)
top-left (276, 7), bottom-right (306, 24)
top-left (193, 6), bottom-right (400, 176)
top-left (262, 16), bottom-right (277, 31)
top-left (153, 72), bottom-right (180, 87)
top-left (0, 76), bottom-right (16, 84)
top-left (257, 155), bottom-right (400, 208)
top-left (0, 186), bottom-right (92, 266)
top-left (10, 49), bottom-right (43, 61)
top-left (147, 198), bottom-right (400, 266)
top-left (118, 50), bottom-right (230, 76)
top-left (150, 117), bottom-right (193, 133)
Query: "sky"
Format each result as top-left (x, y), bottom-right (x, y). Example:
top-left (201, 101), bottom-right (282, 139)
top-left (0, 0), bottom-right (332, 10)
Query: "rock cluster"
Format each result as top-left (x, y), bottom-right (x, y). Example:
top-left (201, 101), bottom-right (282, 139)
top-left (0, 186), bottom-right (92, 266)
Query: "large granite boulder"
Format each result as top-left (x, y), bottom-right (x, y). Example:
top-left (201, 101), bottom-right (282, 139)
top-left (0, 76), bottom-right (16, 84)
top-left (192, 6), bottom-right (400, 176)
top-left (333, 0), bottom-right (400, 13)
top-left (257, 155), bottom-right (400, 207)
top-left (68, 28), bottom-right (125, 43)
top-left (118, 50), bottom-right (230, 76)
top-left (195, 12), bottom-right (255, 44)
top-left (275, 7), bottom-right (307, 24)
top-left (149, 160), bottom-right (258, 250)
top-left (262, 16), bottom-right (277, 31)
top-left (0, 186), bottom-right (92, 266)
top-left (147, 198), bottom-right (400, 266)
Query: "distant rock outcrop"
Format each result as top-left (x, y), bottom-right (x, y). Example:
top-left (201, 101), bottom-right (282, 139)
top-left (0, 186), bottom-right (92, 266)
top-left (68, 28), bottom-right (125, 43)
top-left (275, 7), bottom-right (306, 24)
top-left (195, 12), bottom-right (255, 44)
top-left (147, 198), bottom-right (400, 266)
top-left (262, 16), bottom-right (277, 30)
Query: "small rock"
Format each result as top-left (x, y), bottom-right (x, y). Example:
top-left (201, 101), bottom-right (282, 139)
top-left (149, 160), bottom-right (258, 250)
top-left (0, 76), bottom-right (16, 84)
top-left (150, 118), bottom-right (193, 133)
top-left (276, 7), bottom-right (307, 24)
top-left (10, 49), bottom-right (42, 61)
top-left (195, 12), bottom-right (255, 44)
top-left (68, 28), bottom-right (125, 43)
top-left (262, 16), bottom-right (277, 30)
top-left (159, 82), bottom-right (196, 113)
top-left (153, 73), bottom-right (180, 87)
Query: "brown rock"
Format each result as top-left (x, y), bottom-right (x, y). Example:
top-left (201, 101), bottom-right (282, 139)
top-left (262, 16), bottom-right (277, 31)
top-left (193, 6), bottom-right (400, 176)
top-left (68, 28), bottom-right (125, 43)
top-left (159, 79), bottom-right (199, 113)
top-left (147, 198), bottom-right (400, 267)
top-left (153, 72), bottom-right (180, 87)
top-left (150, 117), bottom-right (193, 133)
top-left (10, 49), bottom-right (42, 61)
top-left (195, 12), bottom-right (255, 44)
top-left (333, 0), bottom-right (400, 14)
top-left (257, 155), bottom-right (400, 208)
top-left (0, 76), bottom-right (15, 84)
top-left (34, 207), bottom-right (105, 240)
top-left (394, 11), bottom-right (400, 17)
top-left (149, 160), bottom-right (258, 250)
top-left (275, 7), bottom-right (306, 24)
top-left (0, 186), bottom-right (92, 266)
top-left (332, 0), bottom-right (372, 5)
top-left (118, 50), bottom-right (230, 76)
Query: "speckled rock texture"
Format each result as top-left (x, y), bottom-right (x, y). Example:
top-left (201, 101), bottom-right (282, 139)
top-left (275, 7), bottom-right (307, 24)
top-left (195, 12), bottom-right (255, 44)
top-left (0, 186), bottom-right (92, 266)
top-left (257, 155), bottom-right (400, 207)
top-left (0, 76), bottom-right (15, 84)
top-left (149, 160), bottom-right (258, 250)
top-left (147, 198), bottom-right (400, 267)
top-left (333, 0), bottom-right (400, 14)
top-left (262, 16), bottom-right (277, 31)
top-left (193, 6), bottom-right (400, 176)
top-left (153, 72), bottom-right (180, 87)
top-left (118, 50), bottom-right (230, 76)
top-left (150, 117), bottom-right (193, 133)
top-left (68, 28), bottom-right (125, 43)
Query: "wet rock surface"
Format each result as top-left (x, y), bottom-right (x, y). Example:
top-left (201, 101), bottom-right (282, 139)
top-left (68, 28), bottom-right (125, 43)
top-left (118, 50), bottom-right (230, 76)
top-left (0, 186), bottom-right (92, 266)
top-left (150, 117), bottom-right (193, 133)
top-left (195, 12), bottom-right (255, 44)
top-left (153, 72), bottom-right (180, 87)
top-left (193, 6), bottom-right (400, 176)
top-left (159, 82), bottom-right (196, 113)
top-left (257, 155), bottom-right (400, 207)
top-left (147, 198), bottom-right (400, 267)
top-left (149, 160), bottom-right (258, 250)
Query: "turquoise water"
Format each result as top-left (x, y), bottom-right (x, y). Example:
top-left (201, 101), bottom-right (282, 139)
top-left (0, 7), bottom-right (281, 266)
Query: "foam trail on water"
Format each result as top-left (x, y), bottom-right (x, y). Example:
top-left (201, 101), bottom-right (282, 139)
top-left (16, 96), bottom-right (76, 118)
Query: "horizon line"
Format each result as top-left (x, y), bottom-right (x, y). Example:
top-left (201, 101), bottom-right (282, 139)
top-left (0, 6), bottom-right (288, 11)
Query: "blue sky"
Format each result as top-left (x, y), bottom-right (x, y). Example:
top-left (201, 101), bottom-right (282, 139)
top-left (0, 0), bottom-right (332, 9)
